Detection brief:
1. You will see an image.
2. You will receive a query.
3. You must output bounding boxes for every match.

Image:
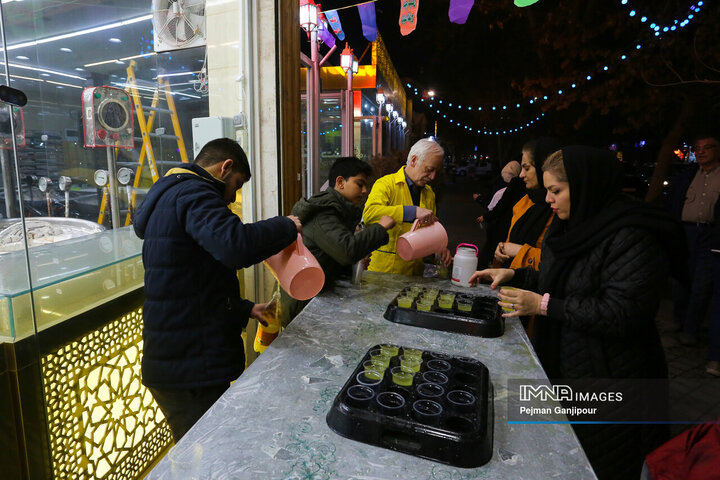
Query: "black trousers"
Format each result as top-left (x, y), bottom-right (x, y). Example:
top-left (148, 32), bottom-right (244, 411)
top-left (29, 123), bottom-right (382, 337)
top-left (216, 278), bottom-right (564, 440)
top-left (149, 384), bottom-right (229, 442)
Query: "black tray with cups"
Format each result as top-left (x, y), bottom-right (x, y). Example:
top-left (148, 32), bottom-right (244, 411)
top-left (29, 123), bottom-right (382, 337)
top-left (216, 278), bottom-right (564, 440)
top-left (325, 344), bottom-right (494, 468)
top-left (383, 286), bottom-right (504, 337)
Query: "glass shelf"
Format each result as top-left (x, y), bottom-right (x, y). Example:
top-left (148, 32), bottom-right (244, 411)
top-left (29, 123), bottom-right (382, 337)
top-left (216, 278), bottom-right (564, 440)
top-left (0, 226), bottom-right (144, 341)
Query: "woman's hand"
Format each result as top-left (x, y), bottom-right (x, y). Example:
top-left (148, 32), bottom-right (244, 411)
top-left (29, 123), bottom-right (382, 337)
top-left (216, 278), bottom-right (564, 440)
top-left (497, 288), bottom-right (542, 318)
top-left (468, 268), bottom-right (515, 289)
top-left (250, 303), bottom-right (269, 326)
top-left (494, 242), bottom-right (522, 265)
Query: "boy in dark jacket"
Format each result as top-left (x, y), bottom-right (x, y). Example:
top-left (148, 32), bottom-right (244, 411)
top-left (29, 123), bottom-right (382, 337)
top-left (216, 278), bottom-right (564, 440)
top-left (133, 138), bottom-right (301, 441)
top-left (280, 157), bottom-right (395, 325)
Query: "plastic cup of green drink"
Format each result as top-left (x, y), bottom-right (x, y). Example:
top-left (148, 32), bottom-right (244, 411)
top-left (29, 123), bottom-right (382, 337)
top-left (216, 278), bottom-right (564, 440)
top-left (457, 298), bottom-right (473, 312)
top-left (369, 349), bottom-right (391, 368)
top-left (397, 295), bottom-right (414, 308)
top-left (400, 355), bottom-right (422, 372)
top-left (391, 366), bottom-right (414, 387)
top-left (416, 299), bottom-right (433, 311)
top-left (380, 344), bottom-right (400, 357)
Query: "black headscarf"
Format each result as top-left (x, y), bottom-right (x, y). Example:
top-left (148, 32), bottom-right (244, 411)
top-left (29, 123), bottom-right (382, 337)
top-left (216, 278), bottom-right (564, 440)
top-left (534, 146), bottom-right (687, 378)
top-left (543, 146), bottom-right (688, 294)
top-left (506, 137), bottom-right (562, 249)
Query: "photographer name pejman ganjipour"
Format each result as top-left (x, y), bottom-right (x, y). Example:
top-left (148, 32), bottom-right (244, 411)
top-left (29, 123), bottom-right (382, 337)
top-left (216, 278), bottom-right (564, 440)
top-left (519, 406), bottom-right (599, 416)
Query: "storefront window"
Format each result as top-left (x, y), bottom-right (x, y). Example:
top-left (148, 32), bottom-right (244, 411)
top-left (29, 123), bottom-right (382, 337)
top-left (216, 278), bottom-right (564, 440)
top-left (0, 0), bottom-right (209, 477)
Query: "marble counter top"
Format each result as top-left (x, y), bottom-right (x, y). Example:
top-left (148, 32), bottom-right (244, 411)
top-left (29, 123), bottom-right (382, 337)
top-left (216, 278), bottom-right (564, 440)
top-left (146, 272), bottom-right (596, 480)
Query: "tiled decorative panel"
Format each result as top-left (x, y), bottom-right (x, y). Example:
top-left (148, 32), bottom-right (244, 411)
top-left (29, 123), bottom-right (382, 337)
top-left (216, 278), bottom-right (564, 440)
top-left (41, 307), bottom-right (171, 479)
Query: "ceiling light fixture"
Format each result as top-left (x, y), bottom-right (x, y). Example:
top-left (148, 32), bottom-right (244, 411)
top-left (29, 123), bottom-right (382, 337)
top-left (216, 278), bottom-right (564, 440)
top-left (8, 62), bottom-right (86, 80)
top-left (47, 80), bottom-right (83, 89)
top-left (3, 14), bottom-right (152, 52)
top-left (156, 71), bottom-right (200, 79)
top-left (84, 51), bottom-right (156, 68)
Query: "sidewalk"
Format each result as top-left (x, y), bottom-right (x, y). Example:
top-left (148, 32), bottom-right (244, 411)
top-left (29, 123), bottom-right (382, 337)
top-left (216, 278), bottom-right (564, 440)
top-left (436, 174), bottom-right (720, 437)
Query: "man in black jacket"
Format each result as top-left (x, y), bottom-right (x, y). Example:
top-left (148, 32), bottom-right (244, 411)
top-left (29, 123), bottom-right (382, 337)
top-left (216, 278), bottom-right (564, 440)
top-left (133, 138), bottom-right (301, 441)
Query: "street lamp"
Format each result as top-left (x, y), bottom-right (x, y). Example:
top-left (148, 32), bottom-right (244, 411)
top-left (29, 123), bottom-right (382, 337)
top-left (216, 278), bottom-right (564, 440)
top-left (376, 87), bottom-right (385, 107)
top-left (340, 43), bottom-right (353, 72)
top-left (301, 0), bottom-right (321, 194)
top-left (386, 103), bottom-right (393, 115)
top-left (340, 43), bottom-right (354, 156)
top-left (374, 87), bottom-right (385, 157)
top-left (352, 59), bottom-right (359, 74)
top-left (299, 0), bottom-right (319, 33)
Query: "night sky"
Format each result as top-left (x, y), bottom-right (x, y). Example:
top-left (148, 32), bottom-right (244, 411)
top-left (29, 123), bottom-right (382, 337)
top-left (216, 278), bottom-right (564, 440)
top-left (308, 0), bottom-right (720, 160)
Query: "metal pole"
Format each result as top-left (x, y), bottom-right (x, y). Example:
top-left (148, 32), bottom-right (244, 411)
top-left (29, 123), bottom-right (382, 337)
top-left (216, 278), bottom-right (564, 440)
top-left (309, 29), bottom-right (320, 194)
top-left (343, 71), bottom-right (353, 156)
top-left (106, 147), bottom-right (120, 229)
top-left (376, 109), bottom-right (383, 158)
top-left (64, 190), bottom-right (70, 217)
top-left (0, 148), bottom-right (17, 217)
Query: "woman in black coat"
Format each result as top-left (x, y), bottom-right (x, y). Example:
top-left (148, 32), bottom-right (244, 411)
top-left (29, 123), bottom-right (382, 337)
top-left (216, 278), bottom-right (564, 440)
top-left (470, 146), bottom-right (687, 480)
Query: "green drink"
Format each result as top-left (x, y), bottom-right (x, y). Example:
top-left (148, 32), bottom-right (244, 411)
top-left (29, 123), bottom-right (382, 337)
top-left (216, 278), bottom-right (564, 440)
top-left (380, 344), bottom-right (400, 357)
top-left (397, 295), bottom-right (413, 308)
top-left (391, 366), bottom-right (414, 387)
top-left (457, 298), bottom-right (473, 312)
top-left (400, 355), bottom-right (421, 372)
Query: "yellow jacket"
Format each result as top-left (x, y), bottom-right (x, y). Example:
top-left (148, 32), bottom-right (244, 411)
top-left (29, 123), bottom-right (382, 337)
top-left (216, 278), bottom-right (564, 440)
top-left (363, 166), bottom-right (437, 276)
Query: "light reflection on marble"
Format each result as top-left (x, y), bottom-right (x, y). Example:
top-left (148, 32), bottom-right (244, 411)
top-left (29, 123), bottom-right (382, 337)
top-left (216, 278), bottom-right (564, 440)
top-left (146, 272), bottom-right (597, 480)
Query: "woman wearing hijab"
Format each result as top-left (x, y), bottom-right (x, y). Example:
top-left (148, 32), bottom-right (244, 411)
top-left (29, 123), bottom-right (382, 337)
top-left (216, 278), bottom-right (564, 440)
top-left (493, 137), bottom-right (561, 270)
top-left (476, 160), bottom-right (526, 268)
top-left (469, 146), bottom-right (687, 480)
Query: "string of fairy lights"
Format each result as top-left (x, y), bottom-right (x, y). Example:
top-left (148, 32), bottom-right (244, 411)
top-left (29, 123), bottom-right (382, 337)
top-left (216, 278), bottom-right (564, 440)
top-left (408, 1), bottom-right (708, 136)
top-left (620, 0), bottom-right (704, 36)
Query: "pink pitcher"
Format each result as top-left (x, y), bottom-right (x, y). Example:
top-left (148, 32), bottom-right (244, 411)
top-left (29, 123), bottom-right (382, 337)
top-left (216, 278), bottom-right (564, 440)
top-left (396, 219), bottom-right (449, 261)
top-left (264, 234), bottom-right (325, 300)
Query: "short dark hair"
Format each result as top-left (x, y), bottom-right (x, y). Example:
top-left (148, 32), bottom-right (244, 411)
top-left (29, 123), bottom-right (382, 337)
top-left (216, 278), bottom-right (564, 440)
top-left (693, 132), bottom-right (720, 145)
top-left (328, 156), bottom-right (372, 187)
top-left (194, 138), bottom-right (251, 180)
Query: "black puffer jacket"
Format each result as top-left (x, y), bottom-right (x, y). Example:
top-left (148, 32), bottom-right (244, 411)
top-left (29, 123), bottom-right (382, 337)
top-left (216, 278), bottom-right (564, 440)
top-left (513, 226), bottom-right (669, 480)
top-left (513, 226), bottom-right (668, 379)
top-left (133, 164), bottom-right (297, 389)
top-left (292, 188), bottom-right (389, 286)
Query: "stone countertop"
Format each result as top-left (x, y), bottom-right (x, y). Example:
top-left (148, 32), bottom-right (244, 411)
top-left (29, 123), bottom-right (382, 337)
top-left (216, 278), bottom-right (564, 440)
top-left (146, 272), bottom-right (597, 480)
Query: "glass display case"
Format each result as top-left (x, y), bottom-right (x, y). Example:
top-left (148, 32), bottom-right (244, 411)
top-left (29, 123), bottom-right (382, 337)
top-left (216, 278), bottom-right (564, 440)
top-left (0, 0), bottom-right (210, 477)
top-left (0, 225), bottom-right (143, 341)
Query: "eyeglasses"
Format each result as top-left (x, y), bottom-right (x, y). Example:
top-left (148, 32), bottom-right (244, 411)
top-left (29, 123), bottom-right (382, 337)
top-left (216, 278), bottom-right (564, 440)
top-left (693, 144), bottom-right (719, 153)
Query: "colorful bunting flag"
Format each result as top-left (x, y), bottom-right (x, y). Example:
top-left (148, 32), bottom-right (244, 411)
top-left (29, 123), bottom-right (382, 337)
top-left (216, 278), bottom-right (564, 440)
top-left (399, 0), bottom-right (420, 36)
top-left (357, 3), bottom-right (377, 42)
top-left (324, 10), bottom-right (345, 41)
top-left (318, 18), bottom-right (336, 48)
top-left (448, 0), bottom-right (474, 24)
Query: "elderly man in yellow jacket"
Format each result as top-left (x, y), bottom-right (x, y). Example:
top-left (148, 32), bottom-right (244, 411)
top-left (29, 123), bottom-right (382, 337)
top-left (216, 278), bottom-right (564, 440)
top-left (363, 138), bottom-right (452, 276)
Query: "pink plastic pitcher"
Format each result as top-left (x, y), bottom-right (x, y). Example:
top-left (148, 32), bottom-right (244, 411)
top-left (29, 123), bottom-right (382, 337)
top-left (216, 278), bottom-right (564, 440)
top-left (264, 234), bottom-right (325, 300)
top-left (396, 219), bottom-right (449, 261)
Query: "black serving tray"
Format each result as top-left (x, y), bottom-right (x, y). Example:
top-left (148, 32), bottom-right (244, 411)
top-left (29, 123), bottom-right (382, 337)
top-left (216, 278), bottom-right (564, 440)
top-left (383, 287), bottom-right (504, 337)
top-left (326, 345), bottom-right (494, 468)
